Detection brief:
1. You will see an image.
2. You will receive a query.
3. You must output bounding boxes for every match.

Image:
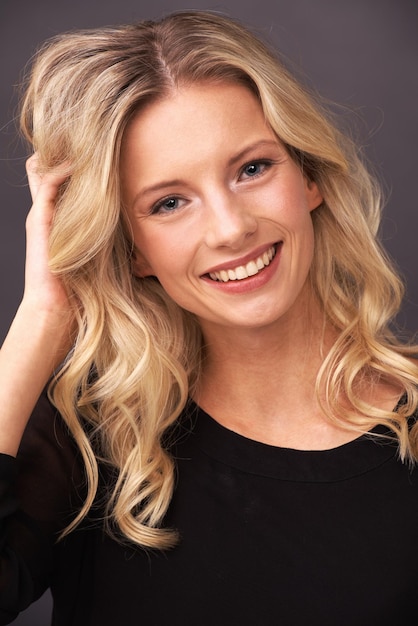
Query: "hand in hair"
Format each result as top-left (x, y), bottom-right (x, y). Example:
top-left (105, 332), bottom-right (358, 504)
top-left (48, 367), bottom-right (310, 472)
top-left (0, 154), bottom-right (74, 456)
top-left (24, 153), bottom-right (72, 316)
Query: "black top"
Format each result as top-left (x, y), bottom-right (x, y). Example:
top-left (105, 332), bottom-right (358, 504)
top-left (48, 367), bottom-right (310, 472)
top-left (1, 391), bottom-right (418, 625)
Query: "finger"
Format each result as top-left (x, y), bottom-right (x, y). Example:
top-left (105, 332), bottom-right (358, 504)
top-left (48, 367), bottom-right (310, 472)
top-left (26, 154), bottom-right (42, 201)
top-left (26, 154), bottom-right (71, 205)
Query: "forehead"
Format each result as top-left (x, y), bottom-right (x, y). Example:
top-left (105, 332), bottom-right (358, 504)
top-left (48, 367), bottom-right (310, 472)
top-left (122, 82), bottom-right (274, 159)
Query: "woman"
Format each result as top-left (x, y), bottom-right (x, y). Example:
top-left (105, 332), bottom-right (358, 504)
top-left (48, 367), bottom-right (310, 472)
top-left (1, 10), bottom-right (418, 625)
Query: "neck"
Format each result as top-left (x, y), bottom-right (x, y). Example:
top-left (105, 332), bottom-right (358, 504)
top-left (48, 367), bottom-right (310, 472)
top-left (194, 295), bottom-right (340, 444)
top-left (194, 298), bottom-right (403, 449)
top-left (201, 316), bottom-right (328, 392)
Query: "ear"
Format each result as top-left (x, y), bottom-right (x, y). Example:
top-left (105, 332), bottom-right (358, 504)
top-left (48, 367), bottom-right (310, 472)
top-left (131, 249), bottom-right (155, 278)
top-left (304, 178), bottom-right (323, 212)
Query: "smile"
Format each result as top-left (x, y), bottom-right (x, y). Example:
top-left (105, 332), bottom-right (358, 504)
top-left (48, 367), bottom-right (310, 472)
top-left (208, 245), bottom-right (277, 282)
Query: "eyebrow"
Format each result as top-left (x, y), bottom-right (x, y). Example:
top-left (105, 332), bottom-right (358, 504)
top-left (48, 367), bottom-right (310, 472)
top-left (227, 139), bottom-right (281, 167)
top-left (133, 139), bottom-right (282, 204)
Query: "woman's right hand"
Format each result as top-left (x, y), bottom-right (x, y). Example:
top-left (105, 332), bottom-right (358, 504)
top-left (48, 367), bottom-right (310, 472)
top-left (0, 155), bottom-right (75, 455)
top-left (23, 154), bottom-right (71, 316)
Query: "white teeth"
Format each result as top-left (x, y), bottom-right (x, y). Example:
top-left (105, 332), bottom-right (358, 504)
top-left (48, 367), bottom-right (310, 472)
top-left (227, 269), bottom-right (236, 280)
top-left (246, 261), bottom-right (258, 276)
top-left (208, 245), bottom-right (277, 283)
top-left (235, 266), bottom-right (247, 280)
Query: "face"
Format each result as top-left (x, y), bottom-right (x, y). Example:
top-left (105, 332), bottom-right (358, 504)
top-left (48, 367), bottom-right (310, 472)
top-left (120, 82), bottom-right (322, 336)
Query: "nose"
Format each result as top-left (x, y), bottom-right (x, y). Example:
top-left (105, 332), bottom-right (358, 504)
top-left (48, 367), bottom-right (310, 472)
top-left (203, 191), bottom-right (258, 250)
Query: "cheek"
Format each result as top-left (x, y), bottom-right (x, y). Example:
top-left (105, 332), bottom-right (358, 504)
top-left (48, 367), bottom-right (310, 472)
top-left (130, 227), bottom-right (159, 277)
top-left (132, 227), bottom-right (187, 281)
top-left (142, 216), bottom-right (200, 263)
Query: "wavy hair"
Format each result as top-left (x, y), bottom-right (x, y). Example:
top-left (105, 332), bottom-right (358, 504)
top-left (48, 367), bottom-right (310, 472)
top-left (20, 10), bottom-right (418, 549)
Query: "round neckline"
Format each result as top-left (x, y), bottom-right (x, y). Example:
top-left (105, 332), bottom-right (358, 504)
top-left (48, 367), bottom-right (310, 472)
top-left (179, 400), bottom-right (399, 482)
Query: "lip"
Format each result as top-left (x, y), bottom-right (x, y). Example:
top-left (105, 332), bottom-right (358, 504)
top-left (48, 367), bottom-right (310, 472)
top-left (201, 241), bottom-right (282, 294)
top-left (202, 241), bottom-right (281, 276)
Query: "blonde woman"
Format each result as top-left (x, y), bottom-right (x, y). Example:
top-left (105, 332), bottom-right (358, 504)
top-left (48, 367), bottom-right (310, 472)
top-left (1, 10), bottom-right (418, 625)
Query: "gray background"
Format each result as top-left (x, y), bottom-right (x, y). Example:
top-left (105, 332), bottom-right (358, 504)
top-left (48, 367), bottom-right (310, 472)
top-left (1, 0), bottom-right (417, 624)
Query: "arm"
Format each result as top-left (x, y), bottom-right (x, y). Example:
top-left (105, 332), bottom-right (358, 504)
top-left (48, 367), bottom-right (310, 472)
top-left (0, 389), bottom-right (85, 624)
top-left (0, 155), bottom-right (74, 456)
top-left (0, 156), bottom-right (79, 622)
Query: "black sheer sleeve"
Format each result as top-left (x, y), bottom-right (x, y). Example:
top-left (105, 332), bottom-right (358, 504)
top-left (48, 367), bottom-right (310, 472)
top-left (0, 389), bottom-right (85, 624)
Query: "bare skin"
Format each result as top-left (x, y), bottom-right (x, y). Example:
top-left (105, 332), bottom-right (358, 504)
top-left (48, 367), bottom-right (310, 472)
top-left (195, 298), bottom-right (342, 450)
top-left (195, 322), bottom-right (402, 450)
top-left (0, 156), bottom-right (73, 455)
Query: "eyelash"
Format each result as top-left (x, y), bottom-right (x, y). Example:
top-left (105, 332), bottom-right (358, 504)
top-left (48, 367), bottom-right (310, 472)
top-left (151, 196), bottom-right (183, 215)
top-left (150, 158), bottom-right (276, 215)
top-left (238, 158), bottom-right (275, 180)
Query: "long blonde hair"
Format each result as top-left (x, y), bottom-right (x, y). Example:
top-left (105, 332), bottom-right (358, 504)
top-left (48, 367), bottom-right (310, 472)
top-left (20, 11), bottom-right (418, 549)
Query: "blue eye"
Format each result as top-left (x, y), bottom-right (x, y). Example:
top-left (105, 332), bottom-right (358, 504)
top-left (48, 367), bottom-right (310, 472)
top-left (240, 160), bottom-right (273, 180)
top-left (244, 163), bottom-right (262, 176)
top-left (151, 196), bottom-right (182, 214)
top-left (161, 197), bottom-right (178, 210)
